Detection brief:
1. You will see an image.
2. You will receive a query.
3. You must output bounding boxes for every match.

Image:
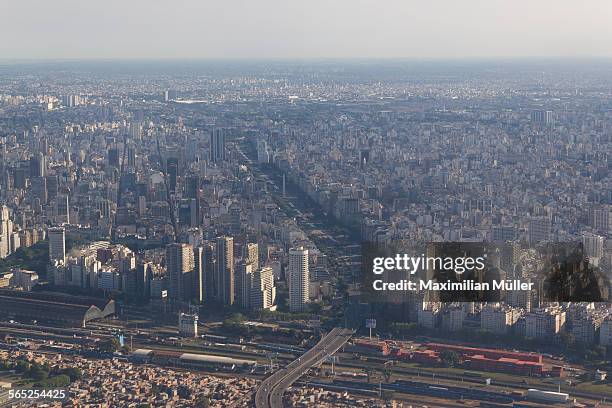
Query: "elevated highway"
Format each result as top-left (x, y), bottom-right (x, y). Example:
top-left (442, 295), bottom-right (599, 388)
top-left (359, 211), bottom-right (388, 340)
top-left (255, 327), bottom-right (353, 408)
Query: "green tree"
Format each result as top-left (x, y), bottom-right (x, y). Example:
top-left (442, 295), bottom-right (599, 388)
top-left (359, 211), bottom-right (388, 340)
top-left (15, 360), bottom-right (30, 373)
top-left (61, 367), bottom-right (82, 382)
top-left (440, 350), bottom-right (460, 367)
top-left (222, 313), bottom-right (247, 334)
top-left (36, 374), bottom-right (70, 388)
top-left (100, 338), bottom-right (121, 353)
top-left (560, 331), bottom-right (575, 350)
top-left (28, 365), bottom-right (49, 381)
top-left (0, 358), bottom-right (10, 370)
top-left (195, 394), bottom-right (210, 408)
top-left (382, 367), bottom-right (392, 383)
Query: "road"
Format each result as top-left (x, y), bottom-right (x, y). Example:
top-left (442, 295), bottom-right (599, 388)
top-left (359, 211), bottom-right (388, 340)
top-left (255, 327), bottom-right (353, 408)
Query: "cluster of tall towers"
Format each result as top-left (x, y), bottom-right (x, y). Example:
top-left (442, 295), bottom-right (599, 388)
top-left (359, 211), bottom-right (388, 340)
top-left (165, 238), bottom-right (277, 311)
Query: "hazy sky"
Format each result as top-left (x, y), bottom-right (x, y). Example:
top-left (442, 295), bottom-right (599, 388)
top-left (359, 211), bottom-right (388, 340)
top-left (3, 0), bottom-right (612, 59)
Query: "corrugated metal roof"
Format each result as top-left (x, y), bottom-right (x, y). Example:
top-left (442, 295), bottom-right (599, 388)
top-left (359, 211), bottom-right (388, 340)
top-left (179, 353), bottom-right (256, 366)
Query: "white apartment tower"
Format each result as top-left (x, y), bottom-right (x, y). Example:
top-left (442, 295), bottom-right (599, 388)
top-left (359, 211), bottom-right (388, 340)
top-left (251, 266), bottom-right (276, 310)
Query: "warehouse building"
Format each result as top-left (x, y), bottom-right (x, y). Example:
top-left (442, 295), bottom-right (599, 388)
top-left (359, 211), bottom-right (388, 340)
top-left (0, 289), bottom-right (115, 327)
top-left (130, 349), bottom-right (257, 372)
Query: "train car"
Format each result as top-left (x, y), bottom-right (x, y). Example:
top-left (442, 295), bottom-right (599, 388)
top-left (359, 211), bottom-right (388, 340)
top-left (525, 389), bottom-right (569, 403)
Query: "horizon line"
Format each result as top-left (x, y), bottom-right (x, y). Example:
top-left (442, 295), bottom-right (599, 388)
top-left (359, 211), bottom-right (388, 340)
top-left (2, 56), bottom-right (612, 64)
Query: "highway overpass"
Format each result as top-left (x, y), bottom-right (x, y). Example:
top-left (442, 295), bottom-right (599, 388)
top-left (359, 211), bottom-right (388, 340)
top-left (255, 327), bottom-right (353, 408)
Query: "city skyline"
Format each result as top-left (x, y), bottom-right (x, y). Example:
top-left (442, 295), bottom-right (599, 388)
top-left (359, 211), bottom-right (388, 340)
top-left (0, 5), bottom-right (610, 404)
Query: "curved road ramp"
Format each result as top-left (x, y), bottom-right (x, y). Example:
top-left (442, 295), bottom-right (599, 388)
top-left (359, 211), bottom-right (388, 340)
top-left (255, 327), bottom-right (354, 408)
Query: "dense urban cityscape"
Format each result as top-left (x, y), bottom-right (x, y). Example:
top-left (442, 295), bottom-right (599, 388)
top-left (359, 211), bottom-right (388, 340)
top-left (0, 58), bottom-right (610, 407)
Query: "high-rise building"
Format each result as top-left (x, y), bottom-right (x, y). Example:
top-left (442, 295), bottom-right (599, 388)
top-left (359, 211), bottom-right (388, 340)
top-left (136, 261), bottom-right (152, 298)
top-left (126, 145), bottom-right (136, 167)
top-left (30, 152), bottom-right (46, 178)
top-left (184, 174), bottom-right (200, 199)
top-left (256, 140), bottom-right (270, 164)
top-left (601, 318), bottom-right (612, 347)
top-left (202, 243), bottom-right (216, 301)
top-left (48, 227), bottom-right (66, 264)
top-left (443, 306), bottom-right (464, 332)
top-left (480, 304), bottom-right (518, 335)
top-left (418, 302), bottom-right (440, 329)
top-left (236, 261), bottom-right (253, 309)
top-left (46, 175), bottom-right (58, 200)
top-left (251, 266), bottom-right (276, 311)
top-left (589, 205), bottom-right (611, 233)
top-left (491, 225), bottom-right (516, 243)
top-left (210, 128), bottom-right (226, 162)
top-left (129, 122), bottom-right (142, 140)
top-left (571, 315), bottom-right (605, 345)
top-left (582, 233), bottom-right (604, 266)
top-left (216, 236), bottom-right (234, 305)
top-left (506, 280), bottom-right (533, 312)
top-left (0, 205), bottom-right (12, 259)
top-left (178, 198), bottom-right (198, 227)
top-left (229, 203), bottom-right (241, 235)
top-left (530, 109), bottom-right (553, 125)
top-left (244, 242), bottom-right (259, 271)
top-left (56, 194), bottom-right (70, 224)
top-left (167, 158), bottom-right (179, 194)
top-left (30, 177), bottom-right (48, 205)
top-left (288, 247), bottom-right (309, 312)
top-left (108, 148), bottom-right (120, 167)
top-left (166, 243), bottom-right (195, 303)
top-left (525, 308), bottom-right (566, 339)
top-left (193, 246), bottom-right (204, 303)
top-left (163, 90), bottom-right (177, 102)
top-left (528, 217), bottom-right (551, 246)
top-left (63, 95), bottom-right (81, 107)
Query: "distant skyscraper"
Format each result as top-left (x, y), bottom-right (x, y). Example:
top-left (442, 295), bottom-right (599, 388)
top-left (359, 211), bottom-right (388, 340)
top-left (30, 177), bottom-right (48, 205)
top-left (528, 217), bottom-right (551, 246)
top-left (166, 158), bottom-right (179, 194)
top-left (530, 109), bottom-right (553, 125)
top-left (582, 233), bottom-right (604, 266)
top-left (163, 90), bottom-right (177, 102)
top-left (63, 95), bottom-right (80, 107)
top-left (491, 225), bottom-right (516, 243)
top-left (288, 247), bottom-right (309, 312)
top-left (589, 205), bottom-right (611, 233)
top-left (108, 148), bottom-right (120, 167)
top-left (126, 145), bottom-right (136, 167)
top-left (216, 236), bottom-right (234, 305)
top-left (229, 203), bottom-right (241, 235)
top-left (256, 140), bottom-right (270, 164)
top-left (166, 243), bottom-right (195, 303)
top-left (12, 168), bottom-right (26, 189)
top-left (210, 128), bottom-right (226, 162)
top-left (46, 175), bottom-right (59, 200)
top-left (184, 174), bottom-right (200, 199)
top-left (29, 152), bottom-right (46, 178)
top-left (48, 227), bottom-right (66, 264)
top-left (129, 122), bottom-right (142, 140)
top-left (56, 194), bottom-right (70, 224)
